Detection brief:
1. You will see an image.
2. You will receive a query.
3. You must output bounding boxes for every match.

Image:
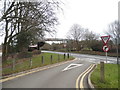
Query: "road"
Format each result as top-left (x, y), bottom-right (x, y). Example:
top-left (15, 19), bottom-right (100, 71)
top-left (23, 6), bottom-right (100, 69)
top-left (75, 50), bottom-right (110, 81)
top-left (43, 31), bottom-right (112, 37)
top-left (2, 51), bottom-right (117, 88)
top-left (43, 51), bottom-right (117, 64)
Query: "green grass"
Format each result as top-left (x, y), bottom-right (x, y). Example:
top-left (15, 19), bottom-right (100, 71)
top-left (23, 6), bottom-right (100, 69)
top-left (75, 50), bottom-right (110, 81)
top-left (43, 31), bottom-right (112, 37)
top-left (91, 64), bottom-right (118, 88)
top-left (2, 52), bottom-right (74, 76)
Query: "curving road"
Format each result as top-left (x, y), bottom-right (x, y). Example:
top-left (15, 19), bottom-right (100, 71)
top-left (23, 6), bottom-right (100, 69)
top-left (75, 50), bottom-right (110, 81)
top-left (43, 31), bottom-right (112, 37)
top-left (42, 51), bottom-right (117, 64)
top-left (2, 51), bottom-right (117, 88)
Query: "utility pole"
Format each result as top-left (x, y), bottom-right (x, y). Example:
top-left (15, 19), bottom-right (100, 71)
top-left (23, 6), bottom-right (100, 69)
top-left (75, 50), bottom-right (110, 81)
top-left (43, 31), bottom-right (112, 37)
top-left (117, 22), bottom-right (119, 64)
top-left (118, 2), bottom-right (120, 64)
top-left (117, 34), bottom-right (119, 64)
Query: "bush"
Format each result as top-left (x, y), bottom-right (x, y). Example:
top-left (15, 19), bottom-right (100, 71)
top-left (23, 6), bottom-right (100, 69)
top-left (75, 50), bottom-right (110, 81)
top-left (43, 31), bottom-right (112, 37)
top-left (17, 51), bottom-right (32, 59)
top-left (81, 48), bottom-right (92, 51)
top-left (91, 44), bottom-right (103, 52)
top-left (32, 50), bottom-right (41, 55)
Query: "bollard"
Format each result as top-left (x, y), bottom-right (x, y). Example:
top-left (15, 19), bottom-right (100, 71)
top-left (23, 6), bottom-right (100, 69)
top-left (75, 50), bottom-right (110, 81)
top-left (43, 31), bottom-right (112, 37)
top-left (51, 55), bottom-right (53, 63)
top-left (100, 62), bottom-right (105, 82)
top-left (41, 56), bottom-right (44, 64)
top-left (64, 54), bottom-right (66, 60)
top-left (67, 53), bottom-right (69, 58)
top-left (30, 58), bottom-right (32, 68)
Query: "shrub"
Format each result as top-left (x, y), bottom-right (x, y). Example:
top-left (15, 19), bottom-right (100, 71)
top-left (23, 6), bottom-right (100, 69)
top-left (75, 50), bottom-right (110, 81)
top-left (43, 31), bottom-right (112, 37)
top-left (17, 51), bottom-right (32, 59)
top-left (81, 48), bottom-right (92, 51)
top-left (32, 50), bottom-right (41, 55)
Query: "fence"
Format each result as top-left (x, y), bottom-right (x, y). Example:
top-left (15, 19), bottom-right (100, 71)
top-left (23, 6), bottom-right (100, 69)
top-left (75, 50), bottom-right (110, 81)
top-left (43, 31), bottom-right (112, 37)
top-left (2, 53), bottom-right (70, 76)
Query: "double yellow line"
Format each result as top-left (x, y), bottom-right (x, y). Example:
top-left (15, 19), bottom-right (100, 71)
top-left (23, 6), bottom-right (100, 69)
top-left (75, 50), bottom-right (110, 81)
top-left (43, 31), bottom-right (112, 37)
top-left (76, 64), bottom-right (95, 89)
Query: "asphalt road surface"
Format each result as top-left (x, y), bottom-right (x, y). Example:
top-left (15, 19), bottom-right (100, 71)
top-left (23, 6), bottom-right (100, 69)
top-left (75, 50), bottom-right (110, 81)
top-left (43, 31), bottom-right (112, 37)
top-left (2, 51), bottom-right (117, 88)
top-left (43, 51), bottom-right (117, 64)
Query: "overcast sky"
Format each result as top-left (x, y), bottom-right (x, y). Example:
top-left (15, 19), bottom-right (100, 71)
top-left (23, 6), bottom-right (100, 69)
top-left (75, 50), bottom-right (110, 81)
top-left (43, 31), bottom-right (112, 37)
top-left (46, 0), bottom-right (119, 39)
top-left (0, 0), bottom-right (119, 44)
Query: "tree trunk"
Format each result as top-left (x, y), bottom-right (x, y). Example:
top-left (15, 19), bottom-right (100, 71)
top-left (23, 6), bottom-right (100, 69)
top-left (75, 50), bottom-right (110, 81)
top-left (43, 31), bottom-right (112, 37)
top-left (2, 19), bottom-right (8, 61)
top-left (2, 43), bottom-right (8, 61)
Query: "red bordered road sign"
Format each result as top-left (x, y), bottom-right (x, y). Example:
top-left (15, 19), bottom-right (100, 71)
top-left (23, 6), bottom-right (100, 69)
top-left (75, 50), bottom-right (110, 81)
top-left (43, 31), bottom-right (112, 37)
top-left (101, 35), bottom-right (110, 44)
top-left (102, 45), bottom-right (110, 52)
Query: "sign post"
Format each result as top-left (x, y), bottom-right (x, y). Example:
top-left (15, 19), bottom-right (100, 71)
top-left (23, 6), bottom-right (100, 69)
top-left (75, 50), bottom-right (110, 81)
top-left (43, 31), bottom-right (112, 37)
top-left (101, 36), bottom-right (110, 63)
top-left (106, 52), bottom-right (107, 63)
top-left (100, 62), bottom-right (105, 82)
top-left (100, 35), bottom-right (110, 83)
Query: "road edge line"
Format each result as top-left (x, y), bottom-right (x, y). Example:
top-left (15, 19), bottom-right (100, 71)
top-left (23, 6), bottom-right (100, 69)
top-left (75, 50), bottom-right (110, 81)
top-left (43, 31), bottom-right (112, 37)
top-left (87, 64), bottom-right (97, 89)
top-left (79, 64), bottom-right (95, 88)
top-left (76, 64), bottom-right (93, 89)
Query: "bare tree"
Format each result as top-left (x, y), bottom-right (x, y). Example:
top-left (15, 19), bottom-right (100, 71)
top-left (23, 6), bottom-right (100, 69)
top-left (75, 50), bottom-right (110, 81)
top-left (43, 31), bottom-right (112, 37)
top-left (84, 29), bottom-right (99, 41)
top-left (106, 20), bottom-right (120, 44)
top-left (67, 24), bottom-right (85, 51)
top-left (83, 29), bottom-right (99, 49)
top-left (0, 0), bottom-right (62, 61)
top-left (106, 20), bottom-right (120, 64)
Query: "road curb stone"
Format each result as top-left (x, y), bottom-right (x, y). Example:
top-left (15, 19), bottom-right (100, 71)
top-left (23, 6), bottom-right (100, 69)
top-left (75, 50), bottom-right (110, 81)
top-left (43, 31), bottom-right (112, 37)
top-left (88, 64), bottom-right (97, 89)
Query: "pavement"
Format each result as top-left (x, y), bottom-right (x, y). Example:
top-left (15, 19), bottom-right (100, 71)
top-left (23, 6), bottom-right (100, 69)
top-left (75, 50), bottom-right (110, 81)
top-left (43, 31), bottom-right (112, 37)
top-left (1, 51), bottom-right (117, 88)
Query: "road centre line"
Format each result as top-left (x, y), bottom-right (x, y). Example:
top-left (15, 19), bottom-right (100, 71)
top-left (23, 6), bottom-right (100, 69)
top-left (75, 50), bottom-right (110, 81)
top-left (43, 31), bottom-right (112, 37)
top-left (80, 64), bottom-right (95, 88)
top-left (76, 64), bottom-right (93, 89)
top-left (1, 58), bottom-right (77, 83)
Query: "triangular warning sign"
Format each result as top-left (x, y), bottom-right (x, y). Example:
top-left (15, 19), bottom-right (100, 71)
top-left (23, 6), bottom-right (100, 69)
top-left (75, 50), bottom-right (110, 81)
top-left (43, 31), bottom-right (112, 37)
top-left (101, 35), bottom-right (110, 44)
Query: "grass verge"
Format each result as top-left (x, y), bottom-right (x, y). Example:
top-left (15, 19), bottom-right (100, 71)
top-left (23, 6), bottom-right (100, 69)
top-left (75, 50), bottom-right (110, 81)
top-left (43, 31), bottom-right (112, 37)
top-left (2, 52), bottom-right (74, 76)
top-left (90, 64), bottom-right (118, 88)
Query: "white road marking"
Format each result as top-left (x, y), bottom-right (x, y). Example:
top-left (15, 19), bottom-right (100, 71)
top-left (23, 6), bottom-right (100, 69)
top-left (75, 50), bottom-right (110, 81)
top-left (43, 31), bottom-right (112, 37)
top-left (62, 63), bottom-right (83, 72)
top-left (104, 61), bottom-right (114, 63)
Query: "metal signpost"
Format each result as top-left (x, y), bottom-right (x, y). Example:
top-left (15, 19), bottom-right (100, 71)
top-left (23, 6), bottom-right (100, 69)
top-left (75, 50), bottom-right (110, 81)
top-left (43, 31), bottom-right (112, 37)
top-left (100, 35), bottom-right (110, 83)
top-left (101, 35), bottom-right (110, 63)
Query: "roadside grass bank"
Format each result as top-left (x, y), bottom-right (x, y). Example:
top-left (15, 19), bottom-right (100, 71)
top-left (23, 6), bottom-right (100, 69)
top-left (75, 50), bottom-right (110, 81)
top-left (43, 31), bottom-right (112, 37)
top-left (90, 64), bottom-right (118, 88)
top-left (2, 52), bottom-right (74, 76)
